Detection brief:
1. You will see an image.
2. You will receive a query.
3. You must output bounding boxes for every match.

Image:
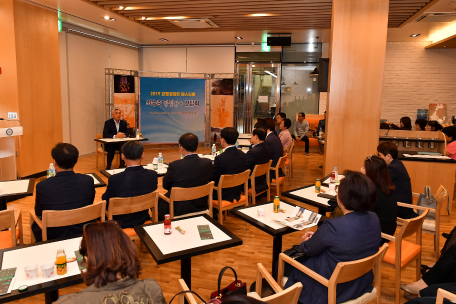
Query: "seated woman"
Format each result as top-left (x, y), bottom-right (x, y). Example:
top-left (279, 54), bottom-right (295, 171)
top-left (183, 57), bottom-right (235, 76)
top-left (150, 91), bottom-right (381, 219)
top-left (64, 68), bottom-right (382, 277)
top-left (278, 118), bottom-right (293, 151)
top-left (360, 155), bottom-right (398, 242)
top-left (425, 121), bottom-right (443, 132)
top-left (415, 119), bottom-right (427, 131)
top-left (283, 171), bottom-right (381, 304)
top-left (377, 142), bottom-right (417, 219)
top-left (442, 126), bottom-right (456, 160)
top-left (55, 221), bottom-right (166, 304)
top-left (391, 116), bottom-right (412, 130)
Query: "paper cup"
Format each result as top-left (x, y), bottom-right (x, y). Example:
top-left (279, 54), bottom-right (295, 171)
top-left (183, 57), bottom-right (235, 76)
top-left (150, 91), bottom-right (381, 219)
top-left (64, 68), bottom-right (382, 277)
top-left (257, 208), bottom-right (265, 217)
top-left (40, 262), bottom-right (55, 278)
top-left (24, 264), bottom-right (38, 280)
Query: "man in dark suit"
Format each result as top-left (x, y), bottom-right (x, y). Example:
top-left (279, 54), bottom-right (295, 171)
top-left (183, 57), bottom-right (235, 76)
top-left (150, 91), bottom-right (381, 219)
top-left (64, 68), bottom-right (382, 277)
top-left (158, 133), bottom-right (212, 219)
top-left (246, 128), bottom-right (271, 194)
top-left (103, 107), bottom-right (129, 169)
top-left (212, 127), bottom-right (247, 203)
top-left (102, 141), bottom-right (157, 228)
top-left (32, 143), bottom-right (95, 242)
top-left (263, 117), bottom-right (285, 180)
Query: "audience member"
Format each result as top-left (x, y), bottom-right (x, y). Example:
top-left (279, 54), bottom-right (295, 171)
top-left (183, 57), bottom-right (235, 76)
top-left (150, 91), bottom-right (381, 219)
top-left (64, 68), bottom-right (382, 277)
top-left (318, 111), bottom-right (326, 133)
top-left (246, 128), bottom-right (271, 194)
top-left (405, 284), bottom-right (456, 304)
top-left (276, 112), bottom-right (286, 135)
top-left (361, 155), bottom-right (398, 243)
top-left (264, 117), bottom-right (285, 180)
top-left (55, 221), bottom-right (166, 304)
top-left (212, 127), bottom-right (247, 203)
top-left (103, 107), bottom-right (129, 169)
top-left (425, 121), bottom-right (443, 132)
top-left (293, 112), bottom-right (310, 156)
top-left (283, 171), bottom-right (381, 304)
top-left (158, 133), bottom-right (212, 219)
top-left (32, 143), bottom-right (95, 242)
top-left (391, 116), bottom-right (412, 130)
top-left (101, 141), bottom-right (157, 228)
top-left (279, 118), bottom-right (293, 151)
top-left (415, 119), bottom-right (427, 131)
top-left (380, 122), bottom-right (391, 129)
top-left (377, 142), bottom-right (417, 219)
top-left (442, 126), bottom-right (456, 160)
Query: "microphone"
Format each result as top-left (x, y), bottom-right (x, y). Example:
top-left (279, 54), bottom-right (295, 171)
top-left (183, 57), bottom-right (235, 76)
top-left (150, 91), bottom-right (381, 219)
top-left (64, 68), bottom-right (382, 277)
top-left (385, 125), bottom-right (391, 137)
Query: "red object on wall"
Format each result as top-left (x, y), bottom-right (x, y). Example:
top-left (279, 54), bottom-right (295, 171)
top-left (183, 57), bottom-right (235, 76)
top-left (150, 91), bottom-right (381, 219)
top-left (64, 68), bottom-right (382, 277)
top-left (0, 67), bottom-right (2, 74)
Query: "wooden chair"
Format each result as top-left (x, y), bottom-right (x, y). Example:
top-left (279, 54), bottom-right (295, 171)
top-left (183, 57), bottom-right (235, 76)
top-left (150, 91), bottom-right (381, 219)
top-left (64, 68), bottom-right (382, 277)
top-left (157, 182), bottom-right (214, 219)
top-left (95, 134), bottom-right (120, 169)
top-left (436, 288), bottom-right (456, 304)
top-left (382, 208), bottom-right (429, 304)
top-left (247, 160), bottom-right (272, 205)
top-left (0, 209), bottom-right (22, 249)
top-left (214, 170), bottom-right (250, 225)
top-left (278, 243), bottom-right (389, 304)
top-left (106, 191), bottom-right (159, 239)
top-left (270, 156), bottom-right (287, 197)
top-left (284, 140), bottom-right (295, 177)
top-left (29, 201), bottom-right (106, 242)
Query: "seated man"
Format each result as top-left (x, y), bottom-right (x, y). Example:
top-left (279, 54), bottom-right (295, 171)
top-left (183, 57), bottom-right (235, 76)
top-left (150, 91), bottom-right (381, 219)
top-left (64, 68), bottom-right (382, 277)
top-left (32, 143), bottom-right (95, 242)
top-left (103, 107), bottom-right (129, 170)
top-left (212, 127), bottom-right (247, 203)
top-left (276, 112), bottom-right (286, 135)
top-left (101, 141), bottom-right (158, 228)
top-left (263, 118), bottom-right (285, 181)
top-left (158, 133), bottom-right (212, 219)
top-left (292, 112), bottom-right (310, 156)
top-left (246, 128), bottom-right (271, 194)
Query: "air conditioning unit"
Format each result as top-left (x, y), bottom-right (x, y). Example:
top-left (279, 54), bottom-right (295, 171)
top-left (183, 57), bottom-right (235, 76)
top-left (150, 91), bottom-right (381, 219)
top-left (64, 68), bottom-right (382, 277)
top-left (415, 13), bottom-right (456, 23)
top-left (168, 19), bottom-right (219, 29)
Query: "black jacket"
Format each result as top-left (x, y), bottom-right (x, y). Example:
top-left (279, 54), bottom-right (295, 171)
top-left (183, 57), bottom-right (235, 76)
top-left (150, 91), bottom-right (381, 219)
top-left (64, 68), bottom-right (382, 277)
top-left (102, 166), bottom-right (158, 228)
top-left (264, 132), bottom-right (285, 179)
top-left (212, 146), bottom-right (247, 202)
top-left (159, 154), bottom-right (213, 217)
top-left (32, 171), bottom-right (95, 242)
top-left (246, 142), bottom-right (271, 193)
top-left (388, 159), bottom-right (415, 218)
top-left (371, 185), bottom-right (398, 243)
top-left (103, 118), bottom-right (129, 139)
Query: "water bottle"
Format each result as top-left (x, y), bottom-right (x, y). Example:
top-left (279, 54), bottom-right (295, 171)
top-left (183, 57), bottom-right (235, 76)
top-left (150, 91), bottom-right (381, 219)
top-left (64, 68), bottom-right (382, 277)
top-left (47, 163), bottom-right (55, 178)
top-left (212, 144), bottom-right (216, 157)
top-left (235, 140), bottom-right (239, 148)
top-left (158, 153), bottom-right (163, 171)
top-left (334, 167), bottom-right (338, 181)
top-left (136, 128), bottom-right (140, 139)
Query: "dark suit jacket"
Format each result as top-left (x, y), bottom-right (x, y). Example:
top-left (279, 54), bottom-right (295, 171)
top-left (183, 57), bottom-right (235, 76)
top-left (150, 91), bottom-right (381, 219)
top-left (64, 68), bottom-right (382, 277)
top-left (371, 185), bottom-right (398, 243)
top-left (103, 118), bottom-right (129, 139)
top-left (101, 166), bottom-right (158, 228)
top-left (285, 212), bottom-right (381, 304)
top-left (388, 159), bottom-right (416, 218)
top-left (264, 132), bottom-right (285, 179)
top-left (246, 142), bottom-right (271, 193)
top-left (32, 171), bottom-right (95, 242)
top-left (160, 154), bottom-right (213, 217)
top-left (318, 119), bottom-right (326, 133)
top-left (212, 146), bottom-right (247, 202)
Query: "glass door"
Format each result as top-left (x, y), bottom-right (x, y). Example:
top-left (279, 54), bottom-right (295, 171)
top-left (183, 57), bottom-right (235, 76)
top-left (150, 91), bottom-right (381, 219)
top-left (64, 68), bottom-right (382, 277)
top-left (235, 63), bottom-right (281, 134)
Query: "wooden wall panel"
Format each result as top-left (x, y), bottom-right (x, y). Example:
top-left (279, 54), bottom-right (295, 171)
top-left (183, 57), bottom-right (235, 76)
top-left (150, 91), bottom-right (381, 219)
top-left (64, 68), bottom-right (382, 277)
top-left (13, 0), bottom-right (63, 177)
top-left (324, 0), bottom-right (389, 174)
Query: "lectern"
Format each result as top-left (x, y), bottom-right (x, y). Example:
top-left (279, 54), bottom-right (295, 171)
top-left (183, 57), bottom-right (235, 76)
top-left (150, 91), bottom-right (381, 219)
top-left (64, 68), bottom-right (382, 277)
top-left (0, 126), bottom-right (22, 181)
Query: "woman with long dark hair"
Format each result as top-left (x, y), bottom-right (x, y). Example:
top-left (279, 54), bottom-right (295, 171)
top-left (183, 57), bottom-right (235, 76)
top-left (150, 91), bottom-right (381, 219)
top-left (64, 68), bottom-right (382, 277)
top-left (391, 116), bottom-right (412, 130)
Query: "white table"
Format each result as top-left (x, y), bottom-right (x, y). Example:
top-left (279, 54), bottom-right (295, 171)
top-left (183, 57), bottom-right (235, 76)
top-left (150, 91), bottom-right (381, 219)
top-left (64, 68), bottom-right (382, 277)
top-left (237, 139), bottom-right (251, 147)
top-left (100, 164), bottom-right (168, 178)
top-left (0, 179), bottom-right (35, 210)
top-left (282, 185), bottom-right (336, 215)
top-left (238, 134), bottom-right (252, 139)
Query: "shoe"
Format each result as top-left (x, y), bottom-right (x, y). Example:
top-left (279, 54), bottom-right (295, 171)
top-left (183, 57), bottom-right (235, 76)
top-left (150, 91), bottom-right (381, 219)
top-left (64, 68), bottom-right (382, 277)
top-left (306, 152), bottom-right (309, 156)
top-left (400, 284), bottom-right (420, 296)
top-left (443, 232), bottom-right (450, 239)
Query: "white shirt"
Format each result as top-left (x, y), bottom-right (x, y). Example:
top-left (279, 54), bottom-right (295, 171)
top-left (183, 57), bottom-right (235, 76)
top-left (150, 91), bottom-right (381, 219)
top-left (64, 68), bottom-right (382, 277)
top-left (223, 145), bottom-right (236, 152)
top-left (266, 131), bottom-right (272, 138)
top-left (113, 119), bottom-right (120, 138)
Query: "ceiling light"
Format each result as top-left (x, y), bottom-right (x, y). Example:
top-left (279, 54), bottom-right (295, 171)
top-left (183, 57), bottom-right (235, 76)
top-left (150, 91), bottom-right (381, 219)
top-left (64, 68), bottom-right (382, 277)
top-left (250, 13), bottom-right (270, 17)
top-left (444, 45), bottom-right (447, 47)
top-left (164, 16), bottom-right (186, 19)
top-left (102, 16), bottom-right (116, 21)
top-left (103, 16), bottom-right (110, 20)
top-left (159, 38), bottom-right (168, 41)
top-left (119, 6), bottom-right (124, 10)
top-left (265, 71), bottom-right (277, 78)
top-left (410, 34), bottom-right (421, 37)
top-left (142, 17), bottom-right (146, 20)
top-left (235, 37), bottom-right (243, 39)
top-left (307, 88), bottom-right (311, 92)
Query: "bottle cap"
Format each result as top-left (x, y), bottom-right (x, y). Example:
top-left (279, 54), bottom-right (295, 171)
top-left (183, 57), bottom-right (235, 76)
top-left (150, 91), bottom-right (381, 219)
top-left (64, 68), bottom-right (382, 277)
top-left (316, 179), bottom-right (320, 181)
top-left (274, 196), bottom-right (279, 198)
top-left (18, 285), bottom-right (28, 292)
top-left (164, 214), bottom-right (170, 219)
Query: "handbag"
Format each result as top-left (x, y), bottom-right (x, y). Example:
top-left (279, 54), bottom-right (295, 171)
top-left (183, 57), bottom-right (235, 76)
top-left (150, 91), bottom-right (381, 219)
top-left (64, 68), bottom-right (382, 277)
top-left (169, 290), bottom-right (210, 304)
top-left (210, 266), bottom-right (247, 299)
top-left (417, 186), bottom-right (449, 220)
top-left (283, 245), bottom-right (308, 261)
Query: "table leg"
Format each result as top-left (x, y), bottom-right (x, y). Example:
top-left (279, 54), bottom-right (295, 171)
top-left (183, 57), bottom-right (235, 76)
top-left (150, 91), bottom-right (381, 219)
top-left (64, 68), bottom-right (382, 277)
top-left (181, 258), bottom-right (192, 304)
top-left (44, 290), bottom-right (59, 304)
top-left (0, 198), bottom-right (7, 211)
top-left (318, 206), bottom-right (326, 216)
top-left (272, 235), bottom-right (282, 279)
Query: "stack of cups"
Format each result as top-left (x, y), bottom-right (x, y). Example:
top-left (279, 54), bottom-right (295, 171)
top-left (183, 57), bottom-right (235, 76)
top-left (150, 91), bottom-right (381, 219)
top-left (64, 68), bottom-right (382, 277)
top-left (153, 158), bottom-right (159, 171)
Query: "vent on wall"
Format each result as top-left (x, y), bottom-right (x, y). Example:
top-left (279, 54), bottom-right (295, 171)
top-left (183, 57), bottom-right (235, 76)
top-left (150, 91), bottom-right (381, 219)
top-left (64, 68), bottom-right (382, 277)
top-left (416, 13), bottom-right (456, 23)
top-left (168, 19), bottom-right (219, 29)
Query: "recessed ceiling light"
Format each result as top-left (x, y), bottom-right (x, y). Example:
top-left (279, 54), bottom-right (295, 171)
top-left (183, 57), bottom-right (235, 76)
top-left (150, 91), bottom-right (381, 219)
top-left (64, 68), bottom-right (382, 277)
top-left (159, 38), bottom-right (168, 41)
top-left (142, 17), bottom-right (146, 20)
top-left (250, 13), bottom-right (270, 17)
top-left (410, 33), bottom-right (420, 37)
top-left (235, 37), bottom-right (243, 39)
top-left (164, 16), bottom-right (186, 19)
top-left (444, 45), bottom-right (447, 47)
top-left (119, 6), bottom-right (124, 10)
top-left (103, 16), bottom-right (110, 20)
top-left (102, 16), bottom-right (116, 21)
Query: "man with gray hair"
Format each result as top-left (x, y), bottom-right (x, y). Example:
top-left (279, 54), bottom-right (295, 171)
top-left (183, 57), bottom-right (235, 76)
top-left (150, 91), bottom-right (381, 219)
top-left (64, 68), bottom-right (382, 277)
top-left (103, 107), bottom-right (129, 169)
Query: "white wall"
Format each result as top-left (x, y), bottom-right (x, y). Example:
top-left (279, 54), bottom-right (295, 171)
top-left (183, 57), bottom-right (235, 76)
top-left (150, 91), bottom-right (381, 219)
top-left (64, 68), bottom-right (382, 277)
top-left (59, 32), bottom-right (139, 155)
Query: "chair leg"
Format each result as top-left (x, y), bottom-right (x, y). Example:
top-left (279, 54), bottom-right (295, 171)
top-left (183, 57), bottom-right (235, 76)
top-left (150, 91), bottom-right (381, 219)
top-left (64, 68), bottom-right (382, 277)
top-left (219, 208), bottom-right (223, 225)
top-left (395, 267), bottom-right (401, 304)
top-left (252, 192), bottom-right (256, 205)
top-left (96, 144), bottom-right (98, 169)
top-left (416, 255), bottom-right (421, 281)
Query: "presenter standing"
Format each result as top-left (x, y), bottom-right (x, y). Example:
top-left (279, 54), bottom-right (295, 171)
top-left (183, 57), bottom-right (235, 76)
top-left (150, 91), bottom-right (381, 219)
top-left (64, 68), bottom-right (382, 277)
top-left (103, 107), bottom-right (129, 169)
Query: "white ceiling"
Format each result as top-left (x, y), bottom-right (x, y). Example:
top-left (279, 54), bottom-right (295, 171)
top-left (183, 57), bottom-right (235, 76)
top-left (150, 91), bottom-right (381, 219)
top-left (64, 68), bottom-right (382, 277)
top-left (25, 0), bottom-right (456, 45)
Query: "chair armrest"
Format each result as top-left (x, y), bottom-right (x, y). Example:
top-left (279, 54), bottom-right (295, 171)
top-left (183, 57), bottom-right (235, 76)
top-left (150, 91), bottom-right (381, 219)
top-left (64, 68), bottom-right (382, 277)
top-left (256, 263), bottom-right (282, 295)
top-left (269, 166), bottom-right (277, 171)
top-left (412, 192), bottom-right (420, 197)
top-left (14, 209), bottom-right (21, 227)
top-left (177, 279), bottom-right (198, 304)
top-left (29, 211), bottom-right (43, 229)
top-left (159, 194), bottom-right (170, 203)
top-left (397, 202), bottom-right (434, 213)
top-left (278, 253), bottom-right (329, 287)
top-left (381, 233), bottom-right (396, 242)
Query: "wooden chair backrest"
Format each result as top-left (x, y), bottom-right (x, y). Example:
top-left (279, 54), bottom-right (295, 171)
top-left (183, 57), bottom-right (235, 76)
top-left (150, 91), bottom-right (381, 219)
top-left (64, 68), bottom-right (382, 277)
top-left (252, 160), bottom-right (272, 178)
top-left (433, 185), bottom-right (448, 214)
top-left (275, 156), bottom-right (287, 170)
top-left (170, 181), bottom-right (215, 202)
top-left (0, 210), bottom-right (16, 247)
top-left (398, 208), bottom-right (429, 241)
top-left (263, 283), bottom-right (302, 304)
top-left (283, 148), bottom-right (288, 157)
top-left (95, 134), bottom-right (103, 139)
top-left (108, 191), bottom-right (159, 219)
top-left (289, 140), bottom-right (295, 155)
top-left (218, 170), bottom-right (250, 189)
top-left (42, 201), bottom-right (106, 230)
top-left (436, 288), bottom-right (456, 304)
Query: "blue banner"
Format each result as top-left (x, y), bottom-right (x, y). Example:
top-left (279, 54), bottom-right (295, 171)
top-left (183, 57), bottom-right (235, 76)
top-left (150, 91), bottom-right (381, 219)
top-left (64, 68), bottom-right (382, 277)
top-left (139, 78), bottom-right (206, 143)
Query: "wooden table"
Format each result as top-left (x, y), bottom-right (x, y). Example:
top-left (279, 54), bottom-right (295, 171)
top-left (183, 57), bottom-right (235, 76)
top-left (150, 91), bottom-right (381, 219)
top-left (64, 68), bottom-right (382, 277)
top-left (134, 214), bottom-right (242, 290)
top-left (0, 236), bottom-right (83, 304)
top-left (0, 179), bottom-right (35, 211)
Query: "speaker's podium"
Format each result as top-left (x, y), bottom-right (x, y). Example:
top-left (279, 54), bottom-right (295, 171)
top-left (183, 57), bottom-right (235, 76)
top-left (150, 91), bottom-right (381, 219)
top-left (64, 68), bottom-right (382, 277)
top-left (0, 126), bottom-right (22, 181)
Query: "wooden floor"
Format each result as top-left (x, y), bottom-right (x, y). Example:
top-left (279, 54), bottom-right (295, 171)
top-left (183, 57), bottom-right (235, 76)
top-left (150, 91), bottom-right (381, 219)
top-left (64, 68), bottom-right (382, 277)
top-left (6, 146), bottom-right (456, 304)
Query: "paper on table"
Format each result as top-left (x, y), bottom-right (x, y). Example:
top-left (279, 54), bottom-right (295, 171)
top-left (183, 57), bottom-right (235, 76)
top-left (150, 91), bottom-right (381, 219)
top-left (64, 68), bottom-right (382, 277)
top-left (85, 174), bottom-right (100, 185)
top-left (2, 237), bottom-right (82, 290)
top-left (289, 186), bottom-right (331, 206)
top-left (143, 216), bottom-right (231, 255)
top-left (276, 207), bottom-right (321, 230)
top-left (238, 201), bottom-right (297, 230)
top-left (323, 175), bottom-right (345, 184)
top-left (106, 165), bottom-right (168, 176)
top-left (238, 139), bottom-right (251, 146)
top-left (403, 154), bottom-right (451, 160)
top-left (0, 180), bottom-right (30, 196)
top-left (238, 134), bottom-right (252, 139)
top-left (99, 138), bottom-right (141, 143)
